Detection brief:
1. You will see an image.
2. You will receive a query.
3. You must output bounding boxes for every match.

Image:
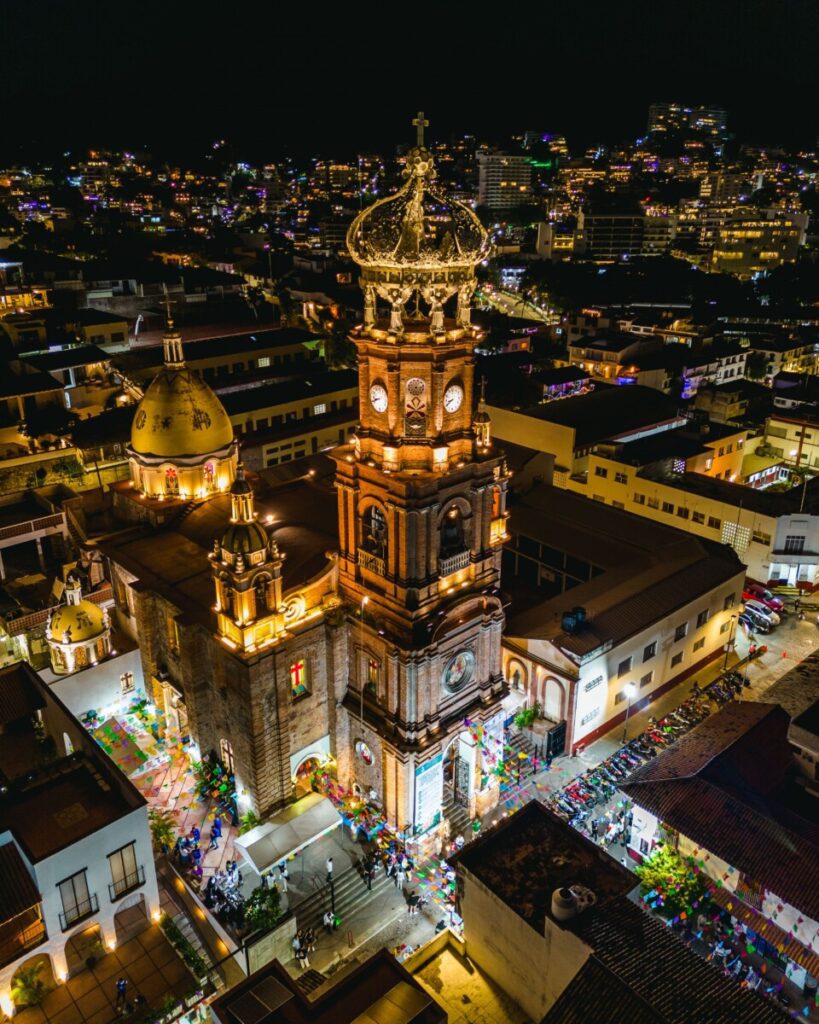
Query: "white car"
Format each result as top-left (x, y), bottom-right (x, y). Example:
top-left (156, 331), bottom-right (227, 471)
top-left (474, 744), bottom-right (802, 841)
top-left (743, 599), bottom-right (780, 626)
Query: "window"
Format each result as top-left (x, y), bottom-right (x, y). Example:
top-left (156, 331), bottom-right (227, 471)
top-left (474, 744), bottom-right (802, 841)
top-left (674, 623), bottom-right (688, 642)
top-left (290, 659), bottom-right (309, 698)
top-left (720, 619), bottom-right (731, 634)
top-left (640, 671), bottom-right (653, 688)
top-left (693, 637), bottom-right (705, 652)
top-left (167, 618), bottom-right (180, 654)
top-left (617, 657), bottom-right (632, 678)
top-left (696, 609), bottom-right (709, 628)
top-left (108, 842), bottom-right (142, 900)
top-left (718, 447), bottom-right (724, 457)
top-left (647, 497), bottom-right (660, 509)
top-left (707, 516), bottom-right (721, 530)
top-left (723, 593), bottom-right (735, 610)
top-left (366, 657), bottom-right (379, 694)
top-left (58, 870), bottom-right (96, 929)
top-left (313, 403), bottom-right (327, 415)
top-left (784, 535), bottom-right (805, 553)
top-left (643, 642), bottom-right (657, 662)
top-left (257, 356), bottom-right (270, 368)
top-left (633, 493), bottom-right (646, 505)
top-left (676, 507), bottom-right (690, 519)
top-left (594, 466), bottom-right (608, 478)
top-left (614, 689), bottom-right (629, 705)
top-left (612, 500), bottom-right (625, 509)
top-left (614, 472), bottom-right (627, 484)
top-left (661, 501), bottom-right (674, 514)
top-left (752, 530), bottom-right (771, 545)
top-left (692, 511), bottom-right (705, 524)
top-left (671, 651), bottom-right (684, 667)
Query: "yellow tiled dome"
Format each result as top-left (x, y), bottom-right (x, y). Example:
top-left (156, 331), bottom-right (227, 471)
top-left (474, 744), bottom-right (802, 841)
top-left (130, 367), bottom-right (234, 460)
top-left (48, 600), bottom-right (106, 643)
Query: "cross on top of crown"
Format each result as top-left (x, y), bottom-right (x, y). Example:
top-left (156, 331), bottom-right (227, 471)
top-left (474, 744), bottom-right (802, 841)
top-left (412, 110), bottom-right (429, 147)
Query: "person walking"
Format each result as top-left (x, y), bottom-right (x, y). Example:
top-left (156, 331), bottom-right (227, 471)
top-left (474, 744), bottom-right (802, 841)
top-left (591, 819), bottom-right (598, 841)
top-left (208, 816), bottom-right (222, 851)
top-left (323, 910), bottom-right (335, 934)
top-left (115, 978), bottom-right (128, 1011)
top-left (407, 891), bottom-right (419, 916)
top-left (278, 863), bottom-right (289, 893)
top-left (363, 857), bottom-right (373, 891)
top-left (395, 867), bottom-right (406, 891)
top-left (325, 857), bottom-right (334, 883)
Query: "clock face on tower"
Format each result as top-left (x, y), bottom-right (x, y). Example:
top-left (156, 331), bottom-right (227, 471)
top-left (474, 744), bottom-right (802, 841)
top-left (369, 383), bottom-right (388, 413)
top-left (443, 383), bottom-right (463, 413)
top-left (443, 649), bottom-right (475, 692)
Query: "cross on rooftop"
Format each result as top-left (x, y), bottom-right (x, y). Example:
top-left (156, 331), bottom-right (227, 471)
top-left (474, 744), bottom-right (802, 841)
top-left (412, 110), bottom-right (429, 147)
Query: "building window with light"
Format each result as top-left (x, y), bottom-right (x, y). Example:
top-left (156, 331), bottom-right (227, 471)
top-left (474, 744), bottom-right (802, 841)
top-left (290, 659), bottom-right (309, 698)
top-left (366, 657), bottom-right (379, 694)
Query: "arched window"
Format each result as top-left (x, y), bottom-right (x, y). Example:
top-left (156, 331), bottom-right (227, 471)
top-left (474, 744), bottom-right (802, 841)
top-left (254, 574), bottom-right (270, 613)
top-left (362, 506), bottom-right (388, 560)
top-left (290, 659), bottom-right (309, 698)
top-left (440, 506), bottom-right (465, 557)
top-left (220, 738), bottom-right (235, 773)
top-left (366, 656), bottom-right (379, 694)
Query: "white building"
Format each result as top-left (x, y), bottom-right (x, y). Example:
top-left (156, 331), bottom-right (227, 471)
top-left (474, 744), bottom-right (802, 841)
top-left (0, 661), bottom-right (159, 1011)
top-left (477, 153), bottom-right (533, 211)
top-left (502, 486), bottom-right (745, 755)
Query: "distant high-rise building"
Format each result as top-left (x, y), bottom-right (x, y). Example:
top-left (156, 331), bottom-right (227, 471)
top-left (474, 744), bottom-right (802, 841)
top-left (477, 152), bottom-right (533, 210)
top-left (647, 102), bottom-right (728, 138)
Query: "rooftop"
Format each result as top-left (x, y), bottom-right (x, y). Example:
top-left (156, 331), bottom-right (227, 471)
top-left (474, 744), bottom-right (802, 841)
top-left (218, 370), bottom-right (358, 417)
top-left (490, 385), bottom-right (683, 447)
top-left (506, 485), bottom-right (743, 657)
top-left (22, 344), bottom-right (110, 371)
top-left (451, 801), bottom-right (634, 933)
top-left (210, 949), bottom-right (444, 1024)
top-left (622, 701), bottom-right (819, 920)
top-left (0, 842), bottom-right (41, 923)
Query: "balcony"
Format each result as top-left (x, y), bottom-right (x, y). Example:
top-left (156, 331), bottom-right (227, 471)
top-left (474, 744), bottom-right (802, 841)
top-left (109, 865), bottom-right (145, 902)
top-left (0, 910), bottom-right (47, 969)
top-left (439, 550), bottom-right (470, 577)
top-left (358, 548), bottom-right (385, 576)
top-left (59, 893), bottom-right (99, 931)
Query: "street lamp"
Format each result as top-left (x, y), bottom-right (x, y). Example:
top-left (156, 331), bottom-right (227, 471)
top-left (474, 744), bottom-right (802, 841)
top-left (622, 682), bottom-right (637, 744)
top-left (723, 614), bottom-right (737, 671)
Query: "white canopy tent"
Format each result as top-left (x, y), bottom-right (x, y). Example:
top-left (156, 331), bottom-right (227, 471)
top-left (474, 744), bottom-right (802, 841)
top-left (233, 792), bottom-right (341, 876)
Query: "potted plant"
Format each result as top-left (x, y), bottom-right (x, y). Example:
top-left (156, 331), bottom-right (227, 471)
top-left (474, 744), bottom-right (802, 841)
top-left (83, 935), bottom-right (106, 970)
top-left (148, 807), bottom-right (177, 853)
top-left (11, 962), bottom-right (48, 1008)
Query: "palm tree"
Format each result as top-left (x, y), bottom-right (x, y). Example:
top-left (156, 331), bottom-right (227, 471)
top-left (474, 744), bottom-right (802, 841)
top-left (11, 962), bottom-right (48, 1008)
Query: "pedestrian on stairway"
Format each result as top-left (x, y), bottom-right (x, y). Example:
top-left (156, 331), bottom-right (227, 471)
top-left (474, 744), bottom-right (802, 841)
top-left (323, 910), bottom-right (335, 934)
top-left (325, 856), bottom-right (334, 883)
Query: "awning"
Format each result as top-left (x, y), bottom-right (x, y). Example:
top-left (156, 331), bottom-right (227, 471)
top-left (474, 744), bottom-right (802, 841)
top-left (233, 792), bottom-right (341, 876)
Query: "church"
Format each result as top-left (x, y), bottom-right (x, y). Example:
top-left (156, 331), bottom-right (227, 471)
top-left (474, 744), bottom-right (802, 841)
top-left (101, 128), bottom-right (510, 836)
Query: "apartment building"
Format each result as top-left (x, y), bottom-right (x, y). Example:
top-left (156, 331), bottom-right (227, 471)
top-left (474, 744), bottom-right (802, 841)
top-left (477, 153), bottom-right (533, 211)
top-left (0, 661), bottom-right (159, 1005)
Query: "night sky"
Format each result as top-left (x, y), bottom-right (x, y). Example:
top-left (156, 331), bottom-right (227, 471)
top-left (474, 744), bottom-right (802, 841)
top-left (2, 0), bottom-right (818, 161)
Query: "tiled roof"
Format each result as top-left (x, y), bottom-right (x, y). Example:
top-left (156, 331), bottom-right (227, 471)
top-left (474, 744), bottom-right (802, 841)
top-left (0, 842), bottom-right (40, 922)
top-left (541, 957), bottom-right (667, 1024)
top-left (622, 703), bottom-right (819, 920)
top-left (0, 662), bottom-right (46, 725)
top-left (563, 897), bottom-right (786, 1024)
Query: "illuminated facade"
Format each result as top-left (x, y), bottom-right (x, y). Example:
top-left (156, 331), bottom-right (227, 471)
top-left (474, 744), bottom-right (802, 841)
top-left (334, 127), bottom-right (509, 831)
top-left (45, 576), bottom-right (112, 675)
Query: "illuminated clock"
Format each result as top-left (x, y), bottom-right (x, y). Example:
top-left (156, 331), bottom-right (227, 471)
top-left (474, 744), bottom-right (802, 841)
top-left (369, 383), bottom-right (388, 413)
top-left (443, 649), bottom-right (475, 693)
top-left (443, 384), bottom-right (463, 413)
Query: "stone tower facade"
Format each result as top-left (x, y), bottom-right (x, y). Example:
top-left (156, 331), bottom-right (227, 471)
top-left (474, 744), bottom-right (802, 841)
top-left (333, 133), bottom-right (510, 834)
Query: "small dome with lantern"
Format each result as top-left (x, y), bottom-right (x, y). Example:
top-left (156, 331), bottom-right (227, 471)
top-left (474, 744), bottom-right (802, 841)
top-left (218, 466), bottom-right (271, 567)
top-left (46, 575), bottom-right (112, 675)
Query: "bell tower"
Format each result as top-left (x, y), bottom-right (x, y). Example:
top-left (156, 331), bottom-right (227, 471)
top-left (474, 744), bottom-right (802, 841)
top-left (333, 118), bottom-right (510, 834)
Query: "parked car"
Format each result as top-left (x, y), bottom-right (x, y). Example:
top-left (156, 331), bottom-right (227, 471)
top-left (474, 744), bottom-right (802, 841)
top-left (742, 606), bottom-right (772, 633)
top-left (743, 599), bottom-right (780, 626)
top-left (743, 584), bottom-right (785, 612)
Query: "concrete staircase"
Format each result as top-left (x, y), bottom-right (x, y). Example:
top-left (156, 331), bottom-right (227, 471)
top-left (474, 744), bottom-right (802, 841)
top-left (442, 792), bottom-right (471, 838)
top-left (291, 862), bottom-right (393, 935)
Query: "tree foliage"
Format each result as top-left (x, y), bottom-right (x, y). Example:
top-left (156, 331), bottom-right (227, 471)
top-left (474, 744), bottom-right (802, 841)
top-left (635, 844), bottom-right (706, 919)
top-left (244, 885), bottom-right (282, 933)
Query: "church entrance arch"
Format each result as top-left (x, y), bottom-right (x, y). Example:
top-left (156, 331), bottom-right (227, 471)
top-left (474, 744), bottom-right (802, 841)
top-left (293, 757), bottom-right (320, 798)
top-left (442, 732), bottom-right (470, 809)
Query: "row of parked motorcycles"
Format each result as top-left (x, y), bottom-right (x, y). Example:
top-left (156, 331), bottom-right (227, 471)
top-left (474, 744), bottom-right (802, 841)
top-left (548, 669), bottom-right (749, 827)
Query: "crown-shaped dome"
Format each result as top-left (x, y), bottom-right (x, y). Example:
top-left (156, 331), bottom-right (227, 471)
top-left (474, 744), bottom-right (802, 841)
top-left (346, 147), bottom-right (490, 272)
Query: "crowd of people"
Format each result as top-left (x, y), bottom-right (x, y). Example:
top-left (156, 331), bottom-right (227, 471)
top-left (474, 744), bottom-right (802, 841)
top-left (201, 859), bottom-right (245, 927)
